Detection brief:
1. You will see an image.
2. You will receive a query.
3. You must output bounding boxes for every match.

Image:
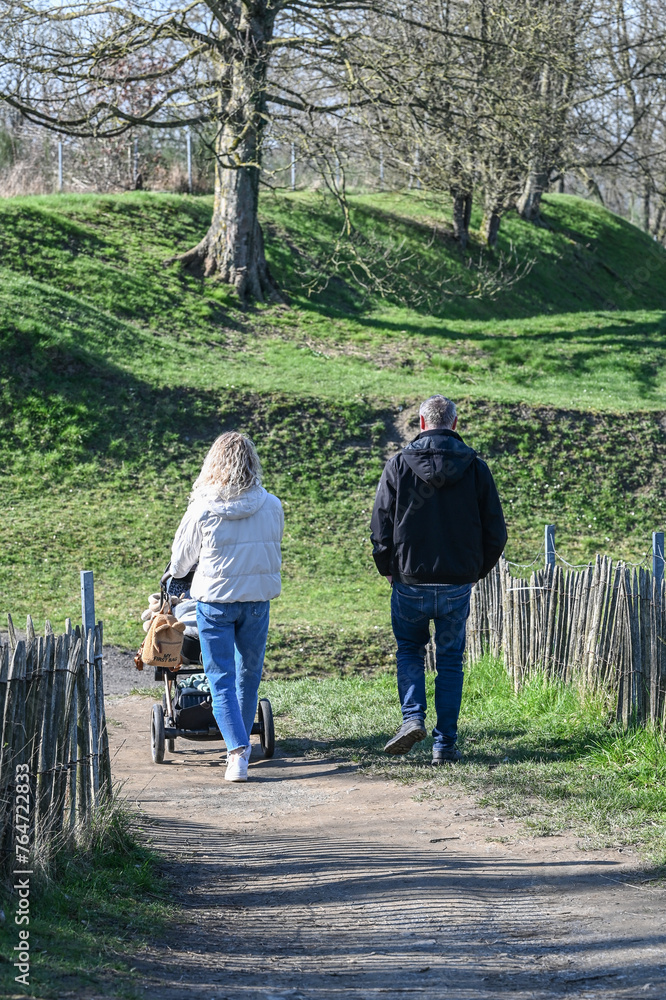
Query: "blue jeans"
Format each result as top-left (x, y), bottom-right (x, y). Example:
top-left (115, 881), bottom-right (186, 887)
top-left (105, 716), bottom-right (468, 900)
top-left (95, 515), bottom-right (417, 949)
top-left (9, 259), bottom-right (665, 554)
top-left (196, 600), bottom-right (270, 752)
top-left (391, 582), bottom-right (472, 752)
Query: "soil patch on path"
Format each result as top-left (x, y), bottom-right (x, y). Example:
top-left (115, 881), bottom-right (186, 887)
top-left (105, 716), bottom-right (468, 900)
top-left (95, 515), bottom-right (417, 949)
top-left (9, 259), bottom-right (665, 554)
top-left (105, 694), bottom-right (666, 1000)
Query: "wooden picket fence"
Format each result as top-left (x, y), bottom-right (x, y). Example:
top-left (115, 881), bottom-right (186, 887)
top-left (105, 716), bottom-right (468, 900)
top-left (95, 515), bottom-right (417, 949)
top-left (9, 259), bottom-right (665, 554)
top-left (467, 556), bottom-right (666, 727)
top-left (0, 616), bottom-right (112, 876)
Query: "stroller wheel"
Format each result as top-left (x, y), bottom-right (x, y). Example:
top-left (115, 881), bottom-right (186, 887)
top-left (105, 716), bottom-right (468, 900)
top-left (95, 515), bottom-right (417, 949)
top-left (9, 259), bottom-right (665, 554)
top-left (151, 704), bottom-right (165, 764)
top-left (258, 698), bottom-right (275, 759)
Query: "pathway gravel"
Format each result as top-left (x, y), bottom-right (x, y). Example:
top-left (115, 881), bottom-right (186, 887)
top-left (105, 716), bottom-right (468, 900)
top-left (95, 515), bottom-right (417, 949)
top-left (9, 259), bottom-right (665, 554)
top-left (106, 689), bottom-right (666, 1000)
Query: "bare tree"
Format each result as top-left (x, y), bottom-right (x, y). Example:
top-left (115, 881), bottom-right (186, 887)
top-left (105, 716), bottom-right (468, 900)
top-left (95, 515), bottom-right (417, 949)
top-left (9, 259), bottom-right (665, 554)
top-left (588, 0), bottom-right (666, 236)
top-left (341, 1), bottom-right (593, 247)
top-left (3, 0), bottom-right (664, 295)
top-left (0, 1), bottom-right (400, 303)
top-left (512, 1), bottom-right (592, 222)
top-left (341, 2), bottom-right (482, 247)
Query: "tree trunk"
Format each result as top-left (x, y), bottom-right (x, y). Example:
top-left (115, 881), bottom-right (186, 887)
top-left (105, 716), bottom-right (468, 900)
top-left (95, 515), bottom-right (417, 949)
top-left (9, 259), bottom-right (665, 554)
top-left (451, 188), bottom-right (473, 249)
top-left (201, 132), bottom-right (280, 303)
top-left (480, 208), bottom-right (501, 247)
top-left (166, 4), bottom-right (281, 304)
top-left (642, 182), bottom-right (651, 234)
top-left (579, 169), bottom-right (604, 206)
top-left (516, 165), bottom-right (550, 222)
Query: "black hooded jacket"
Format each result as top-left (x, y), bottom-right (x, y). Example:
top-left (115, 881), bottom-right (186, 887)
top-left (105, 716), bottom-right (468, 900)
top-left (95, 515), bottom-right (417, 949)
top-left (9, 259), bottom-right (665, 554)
top-left (370, 428), bottom-right (507, 585)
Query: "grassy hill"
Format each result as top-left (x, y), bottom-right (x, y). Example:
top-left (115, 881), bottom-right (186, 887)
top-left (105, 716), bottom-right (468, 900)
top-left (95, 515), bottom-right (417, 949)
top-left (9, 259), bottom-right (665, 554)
top-left (1, 189), bottom-right (666, 668)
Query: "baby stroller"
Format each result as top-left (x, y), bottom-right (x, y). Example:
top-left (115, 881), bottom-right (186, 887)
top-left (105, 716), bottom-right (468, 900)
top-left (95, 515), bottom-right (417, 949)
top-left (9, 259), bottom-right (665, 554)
top-left (148, 570), bottom-right (275, 765)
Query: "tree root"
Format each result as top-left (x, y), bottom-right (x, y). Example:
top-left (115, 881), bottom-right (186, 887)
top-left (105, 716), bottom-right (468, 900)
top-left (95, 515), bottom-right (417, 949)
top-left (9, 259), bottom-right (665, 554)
top-left (162, 237), bottom-right (214, 280)
top-left (163, 233), bottom-right (284, 306)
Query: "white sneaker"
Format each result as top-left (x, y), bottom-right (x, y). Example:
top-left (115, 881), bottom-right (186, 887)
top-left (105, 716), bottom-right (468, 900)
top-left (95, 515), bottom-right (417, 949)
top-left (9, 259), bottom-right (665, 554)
top-left (225, 747), bottom-right (249, 782)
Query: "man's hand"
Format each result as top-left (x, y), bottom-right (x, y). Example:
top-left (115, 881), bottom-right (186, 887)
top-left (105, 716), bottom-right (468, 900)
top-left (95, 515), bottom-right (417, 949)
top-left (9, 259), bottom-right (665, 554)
top-left (160, 569), bottom-right (171, 587)
top-left (386, 574), bottom-right (393, 586)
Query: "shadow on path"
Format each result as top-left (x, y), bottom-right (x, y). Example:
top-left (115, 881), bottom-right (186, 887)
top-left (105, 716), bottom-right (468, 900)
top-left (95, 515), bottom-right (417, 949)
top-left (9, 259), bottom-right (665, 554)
top-left (129, 815), bottom-right (666, 1000)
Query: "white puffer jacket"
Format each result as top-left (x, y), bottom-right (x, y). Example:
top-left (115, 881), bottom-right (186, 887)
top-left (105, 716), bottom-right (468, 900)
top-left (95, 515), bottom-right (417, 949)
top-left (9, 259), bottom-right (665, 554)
top-left (169, 485), bottom-right (283, 604)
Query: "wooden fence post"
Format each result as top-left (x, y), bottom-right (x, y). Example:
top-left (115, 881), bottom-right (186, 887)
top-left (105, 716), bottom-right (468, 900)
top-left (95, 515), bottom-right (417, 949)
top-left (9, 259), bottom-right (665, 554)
top-left (0, 641), bottom-right (9, 871)
top-left (463, 534), bottom-right (665, 730)
top-left (6, 613), bottom-right (17, 652)
top-left (2, 642), bottom-right (27, 868)
top-left (658, 576), bottom-right (666, 727)
top-left (94, 623), bottom-right (113, 798)
top-left (86, 630), bottom-right (100, 804)
top-left (55, 635), bottom-right (81, 835)
top-left (0, 613), bottom-right (110, 877)
top-left (35, 632), bottom-right (54, 841)
top-left (81, 571), bottom-right (95, 639)
top-left (50, 633), bottom-right (69, 836)
top-left (74, 627), bottom-right (91, 825)
top-left (545, 524), bottom-right (556, 569)
top-left (653, 532), bottom-right (664, 591)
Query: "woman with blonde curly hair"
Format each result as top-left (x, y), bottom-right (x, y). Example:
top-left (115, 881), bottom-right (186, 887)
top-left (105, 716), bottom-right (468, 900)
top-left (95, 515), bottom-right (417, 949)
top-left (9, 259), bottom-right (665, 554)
top-left (168, 432), bottom-right (283, 782)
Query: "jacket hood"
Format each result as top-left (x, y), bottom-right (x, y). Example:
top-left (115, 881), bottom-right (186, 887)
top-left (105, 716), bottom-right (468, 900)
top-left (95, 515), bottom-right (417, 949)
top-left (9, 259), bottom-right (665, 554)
top-left (195, 484), bottom-right (269, 520)
top-left (402, 429), bottom-right (476, 487)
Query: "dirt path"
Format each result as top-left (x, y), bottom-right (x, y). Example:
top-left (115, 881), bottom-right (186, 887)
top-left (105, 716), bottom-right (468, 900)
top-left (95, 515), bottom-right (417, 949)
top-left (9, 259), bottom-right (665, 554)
top-left (107, 693), bottom-right (666, 1000)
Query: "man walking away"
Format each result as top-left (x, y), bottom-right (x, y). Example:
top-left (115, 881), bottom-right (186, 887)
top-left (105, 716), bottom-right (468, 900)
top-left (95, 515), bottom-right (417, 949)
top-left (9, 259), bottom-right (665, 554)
top-left (370, 395), bottom-right (507, 764)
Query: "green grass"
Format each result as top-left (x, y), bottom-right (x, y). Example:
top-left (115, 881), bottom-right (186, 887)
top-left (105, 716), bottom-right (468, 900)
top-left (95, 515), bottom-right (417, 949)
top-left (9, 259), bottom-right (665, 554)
top-left (267, 190), bottom-right (666, 318)
top-left (262, 656), bottom-right (666, 867)
top-left (1, 189), bottom-right (665, 661)
top-left (2, 187), bottom-right (664, 998)
top-left (0, 807), bottom-right (172, 999)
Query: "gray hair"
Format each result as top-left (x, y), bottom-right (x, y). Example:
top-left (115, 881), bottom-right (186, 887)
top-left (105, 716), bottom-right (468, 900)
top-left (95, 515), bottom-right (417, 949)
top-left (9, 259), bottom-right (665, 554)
top-left (419, 395), bottom-right (457, 429)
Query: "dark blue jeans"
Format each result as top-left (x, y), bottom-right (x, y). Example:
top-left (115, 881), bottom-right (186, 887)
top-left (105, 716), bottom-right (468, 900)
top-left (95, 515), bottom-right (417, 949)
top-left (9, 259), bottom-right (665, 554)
top-left (391, 582), bottom-right (472, 752)
top-left (196, 600), bottom-right (270, 752)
